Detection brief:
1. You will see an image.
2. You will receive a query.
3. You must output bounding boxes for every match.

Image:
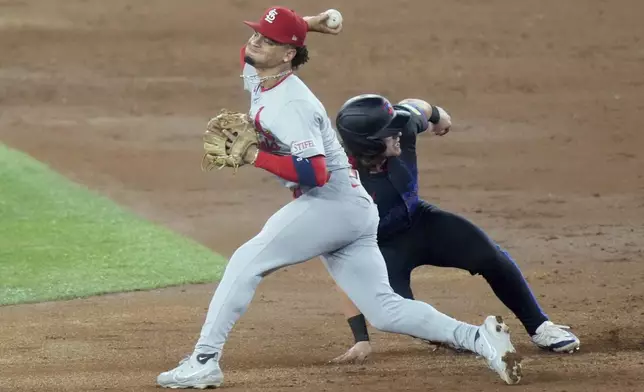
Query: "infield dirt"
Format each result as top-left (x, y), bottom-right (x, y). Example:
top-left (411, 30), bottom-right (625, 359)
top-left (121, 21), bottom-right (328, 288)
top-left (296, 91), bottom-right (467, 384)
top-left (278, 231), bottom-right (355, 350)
top-left (1, 1), bottom-right (643, 391)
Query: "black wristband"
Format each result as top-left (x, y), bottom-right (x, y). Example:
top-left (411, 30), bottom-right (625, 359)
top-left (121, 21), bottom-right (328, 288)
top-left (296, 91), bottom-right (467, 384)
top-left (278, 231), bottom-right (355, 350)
top-left (429, 105), bottom-right (441, 124)
top-left (347, 314), bottom-right (370, 343)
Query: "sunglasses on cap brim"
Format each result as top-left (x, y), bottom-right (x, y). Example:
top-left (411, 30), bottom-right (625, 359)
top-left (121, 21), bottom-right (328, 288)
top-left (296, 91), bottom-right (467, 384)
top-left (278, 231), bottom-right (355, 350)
top-left (367, 109), bottom-right (411, 140)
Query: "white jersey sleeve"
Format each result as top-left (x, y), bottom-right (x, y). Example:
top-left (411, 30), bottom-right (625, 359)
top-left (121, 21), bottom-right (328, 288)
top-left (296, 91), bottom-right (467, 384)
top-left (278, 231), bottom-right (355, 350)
top-left (268, 99), bottom-right (326, 159)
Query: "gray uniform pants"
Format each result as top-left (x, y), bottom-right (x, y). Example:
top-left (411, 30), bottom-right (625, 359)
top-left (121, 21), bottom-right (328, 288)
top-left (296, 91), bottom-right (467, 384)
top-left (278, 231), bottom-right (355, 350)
top-left (196, 169), bottom-right (477, 355)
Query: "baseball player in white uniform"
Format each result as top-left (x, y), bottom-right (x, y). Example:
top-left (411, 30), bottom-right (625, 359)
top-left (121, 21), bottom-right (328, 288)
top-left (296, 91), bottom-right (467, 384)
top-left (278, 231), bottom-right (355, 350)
top-left (156, 6), bottom-right (523, 389)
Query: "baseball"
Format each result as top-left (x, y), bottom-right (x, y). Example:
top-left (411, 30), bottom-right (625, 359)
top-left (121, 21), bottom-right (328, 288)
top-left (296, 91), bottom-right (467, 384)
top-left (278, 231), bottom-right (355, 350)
top-left (325, 9), bottom-right (343, 29)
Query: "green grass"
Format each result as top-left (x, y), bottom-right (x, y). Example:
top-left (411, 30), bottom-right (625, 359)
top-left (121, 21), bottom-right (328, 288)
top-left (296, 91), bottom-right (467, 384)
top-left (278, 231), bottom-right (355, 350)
top-left (0, 144), bottom-right (228, 306)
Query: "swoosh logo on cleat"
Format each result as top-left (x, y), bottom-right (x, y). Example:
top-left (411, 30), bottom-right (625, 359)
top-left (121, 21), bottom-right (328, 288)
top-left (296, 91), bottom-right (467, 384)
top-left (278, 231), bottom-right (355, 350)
top-left (196, 353), bottom-right (218, 365)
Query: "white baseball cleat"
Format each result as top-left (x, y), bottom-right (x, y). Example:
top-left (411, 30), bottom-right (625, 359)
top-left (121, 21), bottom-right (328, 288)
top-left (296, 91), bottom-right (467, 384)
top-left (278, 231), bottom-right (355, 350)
top-left (157, 352), bottom-right (223, 389)
top-left (531, 321), bottom-right (580, 353)
top-left (474, 315), bottom-right (523, 385)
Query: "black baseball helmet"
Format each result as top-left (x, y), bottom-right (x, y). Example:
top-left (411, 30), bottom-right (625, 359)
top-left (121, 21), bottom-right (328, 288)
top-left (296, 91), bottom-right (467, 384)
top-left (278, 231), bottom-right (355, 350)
top-left (335, 94), bottom-right (411, 156)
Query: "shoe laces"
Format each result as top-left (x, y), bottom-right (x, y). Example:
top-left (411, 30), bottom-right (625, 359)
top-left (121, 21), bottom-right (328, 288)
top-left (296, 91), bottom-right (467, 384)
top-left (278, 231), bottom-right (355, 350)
top-left (543, 322), bottom-right (572, 332)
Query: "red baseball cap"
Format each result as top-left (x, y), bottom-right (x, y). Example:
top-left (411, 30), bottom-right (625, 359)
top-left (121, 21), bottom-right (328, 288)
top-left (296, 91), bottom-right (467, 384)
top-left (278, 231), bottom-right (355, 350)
top-left (243, 6), bottom-right (308, 47)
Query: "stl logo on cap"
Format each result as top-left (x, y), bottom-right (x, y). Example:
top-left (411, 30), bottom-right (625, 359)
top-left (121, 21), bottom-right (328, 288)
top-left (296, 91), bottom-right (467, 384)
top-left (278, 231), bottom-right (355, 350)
top-left (244, 7), bottom-right (307, 47)
top-left (264, 8), bottom-right (278, 24)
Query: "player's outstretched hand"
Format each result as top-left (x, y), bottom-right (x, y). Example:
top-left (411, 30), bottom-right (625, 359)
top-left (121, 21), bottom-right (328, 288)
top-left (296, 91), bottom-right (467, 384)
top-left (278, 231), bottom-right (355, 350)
top-left (304, 12), bottom-right (343, 35)
top-left (330, 341), bottom-right (372, 364)
top-left (431, 106), bottom-right (452, 136)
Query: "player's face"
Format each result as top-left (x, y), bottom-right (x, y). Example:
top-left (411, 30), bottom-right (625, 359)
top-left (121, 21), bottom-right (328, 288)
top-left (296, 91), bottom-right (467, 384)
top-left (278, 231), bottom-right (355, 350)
top-left (245, 32), bottom-right (296, 69)
top-left (383, 133), bottom-right (402, 157)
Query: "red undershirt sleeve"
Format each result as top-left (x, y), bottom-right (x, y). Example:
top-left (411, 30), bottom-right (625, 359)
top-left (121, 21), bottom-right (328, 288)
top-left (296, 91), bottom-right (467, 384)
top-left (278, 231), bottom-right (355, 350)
top-left (254, 151), bottom-right (329, 187)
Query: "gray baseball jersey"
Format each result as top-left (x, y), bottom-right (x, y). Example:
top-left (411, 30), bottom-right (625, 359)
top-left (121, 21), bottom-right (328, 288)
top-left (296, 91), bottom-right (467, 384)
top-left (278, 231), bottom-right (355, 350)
top-left (243, 62), bottom-right (350, 190)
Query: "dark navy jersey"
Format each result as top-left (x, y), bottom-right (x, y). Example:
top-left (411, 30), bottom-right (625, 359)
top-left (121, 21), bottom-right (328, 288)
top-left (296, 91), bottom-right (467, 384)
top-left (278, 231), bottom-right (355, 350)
top-left (354, 104), bottom-right (427, 239)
